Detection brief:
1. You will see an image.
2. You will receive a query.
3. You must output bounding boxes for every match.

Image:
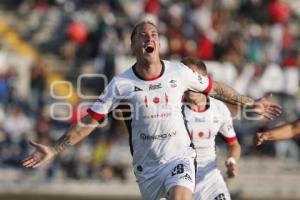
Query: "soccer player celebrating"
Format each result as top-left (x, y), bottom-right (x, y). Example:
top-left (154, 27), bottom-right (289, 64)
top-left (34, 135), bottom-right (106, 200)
top-left (182, 58), bottom-right (241, 200)
top-left (254, 119), bottom-right (300, 146)
top-left (22, 21), bottom-right (280, 200)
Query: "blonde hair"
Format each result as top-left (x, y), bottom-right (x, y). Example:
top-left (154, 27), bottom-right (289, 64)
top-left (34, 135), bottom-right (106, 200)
top-left (130, 20), bottom-right (158, 43)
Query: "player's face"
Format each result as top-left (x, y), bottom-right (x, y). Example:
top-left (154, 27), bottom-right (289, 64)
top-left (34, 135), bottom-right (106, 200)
top-left (185, 90), bottom-right (207, 104)
top-left (185, 63), bottom-right (208, 104)
top-left (131, 23), bottom-right (160, 61)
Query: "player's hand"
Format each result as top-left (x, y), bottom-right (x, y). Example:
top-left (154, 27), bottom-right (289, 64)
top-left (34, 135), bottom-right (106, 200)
top-left (225, 158), bottom-right (238, 178)
top-left (252, 95), bottom-right (282, 120)
top-left (21, 140), bottom-right (57, 168)
top-left (254, 132), bottom-right (269, 146)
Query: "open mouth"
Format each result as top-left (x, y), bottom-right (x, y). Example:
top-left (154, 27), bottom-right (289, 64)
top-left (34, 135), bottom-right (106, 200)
top-left (145, 46), bottom-right (154, 53)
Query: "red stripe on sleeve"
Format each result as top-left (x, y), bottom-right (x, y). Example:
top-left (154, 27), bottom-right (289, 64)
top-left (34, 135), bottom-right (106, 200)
top-left (87, 108), bottom-right (106, 121)
top-left (202, 76), bottom-right (212, 94)
top-left (224, 136), bottom-right (237, 143)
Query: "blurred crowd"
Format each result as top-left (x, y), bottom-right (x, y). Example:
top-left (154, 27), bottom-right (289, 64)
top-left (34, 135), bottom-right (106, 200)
top-left (0, 0), bottom-right (299, 182)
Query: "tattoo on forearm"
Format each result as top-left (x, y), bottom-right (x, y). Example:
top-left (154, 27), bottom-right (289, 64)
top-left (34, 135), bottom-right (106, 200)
top-left (53, 135), bottom-right (71, 153)
top-left (74, 126), bottom-right (82, 137)
top-left (211, 82), bottom-right (254, 106)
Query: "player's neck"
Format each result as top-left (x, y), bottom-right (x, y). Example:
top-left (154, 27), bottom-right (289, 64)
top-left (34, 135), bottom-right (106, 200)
top-left (134, 58), bottom-right (162, 80)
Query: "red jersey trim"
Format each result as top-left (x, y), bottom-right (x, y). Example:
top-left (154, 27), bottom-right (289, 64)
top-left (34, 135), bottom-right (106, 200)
top-left (202, 76), bottom-right (212, 94)
top-left (87, 108), bottom-right (106, 121)
top-left (224, 136), bottom-right (237, 143)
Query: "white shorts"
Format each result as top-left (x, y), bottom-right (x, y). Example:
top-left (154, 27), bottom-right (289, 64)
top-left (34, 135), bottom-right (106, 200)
top-left (193, 160), bottom-right (231, 200)
top-left (134, 147), bottom-right (196, 200)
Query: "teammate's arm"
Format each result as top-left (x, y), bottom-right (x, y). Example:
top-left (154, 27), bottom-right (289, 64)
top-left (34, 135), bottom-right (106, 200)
top-left (226, 140), bottom-right (241, 161)
top-left (22, 114), bottom-right (100, 168)
top-left (225, 140), bottom-right (241, 178)
top-left (210, 81), bottom-right (282, 120)
top-left (218, 102), bottom-right (241, 178)
top-left (255, 120), bottom-right (300, 146)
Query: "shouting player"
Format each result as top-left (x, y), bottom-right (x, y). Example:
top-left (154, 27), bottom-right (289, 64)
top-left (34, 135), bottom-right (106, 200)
top-left (22, 21), bottom-right (280, 200)
top-left (182, 58), bottom-right (241, 200)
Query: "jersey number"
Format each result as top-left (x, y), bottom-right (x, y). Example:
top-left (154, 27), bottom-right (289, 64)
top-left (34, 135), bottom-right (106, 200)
top-left (214, 193), bottom-right (226, 200)
top-left (171, 164), bottom-right (184, 176)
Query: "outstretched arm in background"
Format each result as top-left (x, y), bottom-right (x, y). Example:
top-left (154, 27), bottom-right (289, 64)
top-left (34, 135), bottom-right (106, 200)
top-left (210, 81), bottom-right (282, 120)
top-left (22, 114), bottom-right (99, 168)
top-left (254, 119), bottom-right (300, 146)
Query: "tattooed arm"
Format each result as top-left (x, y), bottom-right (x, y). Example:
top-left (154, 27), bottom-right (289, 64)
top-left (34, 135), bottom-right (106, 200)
top-left (22, 114), bottom-right (99, 168)
top-left (210, 81), bottom-right (255, 106)
top-left (210, 81), bottom-right (281, 120)
top-left (53, 115), bottom-right (99, 153)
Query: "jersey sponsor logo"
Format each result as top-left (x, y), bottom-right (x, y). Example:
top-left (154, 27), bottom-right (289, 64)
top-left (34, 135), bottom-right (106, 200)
top-left (144, 93), bottom-right (169, 107)
top-left (149, 83), bottom-right (162, 90)
top-left (153, 97), bottom-right (160, 104)
top-left (143, 112), bottom-right (172, 119)
top-left (181, 173), bottom-right (192, 182)
top-left (198, 131), bottom-right (204, 138)
top-left (144, 96), bottom-right (148, 107)
top-left (190, 130), bottom-right (212, 140)
top-left (168, 79), bottom-right (177, 88)
top-left (140, 131), bottom-right (176, 141)
top-left (214, 193), bottom-right (226, 200)
top-left (195, 117), bottom-right (205, 123)
top-left (134, 86), bottom-right (143, 91)
top-left (165, 93), bottom-right (169, 105)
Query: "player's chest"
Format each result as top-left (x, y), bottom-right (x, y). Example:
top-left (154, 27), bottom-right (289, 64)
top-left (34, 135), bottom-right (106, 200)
top-left (186, 113), bottom-right (222, 140)
top-left (128, 79), bottom-right (184, 107)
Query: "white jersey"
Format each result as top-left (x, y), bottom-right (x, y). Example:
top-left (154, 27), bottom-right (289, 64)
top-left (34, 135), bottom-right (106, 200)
top-left (87, 60), bottom-right (212, 174)
top-left (183, 97), bottom-right (237, 164)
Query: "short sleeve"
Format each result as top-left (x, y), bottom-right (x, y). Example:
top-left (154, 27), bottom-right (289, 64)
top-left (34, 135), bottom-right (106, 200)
top-left (219, 104), bottom-right (237, 143)
top-left (87, 78), bottom-right (122, 120)
top-left (180, 63), bottom-right (212, 94)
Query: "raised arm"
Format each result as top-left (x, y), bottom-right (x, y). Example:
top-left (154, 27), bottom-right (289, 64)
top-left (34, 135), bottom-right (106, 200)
top-left (53, 115), bottom-right (100, 153)
top-left (210, 81), bottom-right (282, 120)
top-left (255, 119), bottom-right (300, 146)
top-left (210, 81), bottom-right (254, 106)
top-left (22, 114), bottom-right (100, 168)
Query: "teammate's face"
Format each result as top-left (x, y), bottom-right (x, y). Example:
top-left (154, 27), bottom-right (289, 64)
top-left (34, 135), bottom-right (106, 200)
top-left (187, 64), bottom-right (207, 77)
top-left (185, 90), bottom-right (207, 104)
top-left (185, 64), bottom-right (207, 103)
top-left (131, 23), bottom-right (160, 60)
